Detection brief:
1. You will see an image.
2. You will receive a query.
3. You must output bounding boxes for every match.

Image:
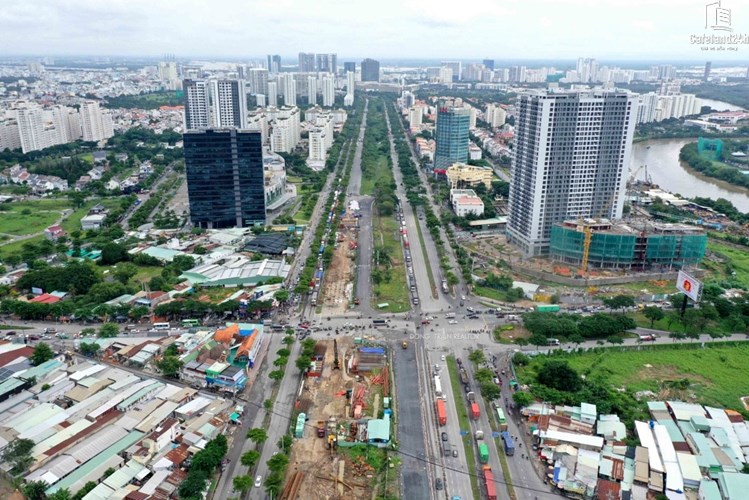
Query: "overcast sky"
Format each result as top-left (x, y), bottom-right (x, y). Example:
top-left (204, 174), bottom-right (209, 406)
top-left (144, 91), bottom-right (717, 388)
top-left (3, 0), bottom-right (748, 62)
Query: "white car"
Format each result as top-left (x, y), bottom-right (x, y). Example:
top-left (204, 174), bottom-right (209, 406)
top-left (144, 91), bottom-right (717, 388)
top-left (254, 475), bottom-right (263, 488)
top-left (448, 320), bottom-right (458, 324)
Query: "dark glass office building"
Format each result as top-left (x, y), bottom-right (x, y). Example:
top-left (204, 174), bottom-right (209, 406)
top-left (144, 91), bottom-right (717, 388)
top-left (184, 129), bottom-right (265, 229)
top-left (434, 105), bottom-right (470, 169)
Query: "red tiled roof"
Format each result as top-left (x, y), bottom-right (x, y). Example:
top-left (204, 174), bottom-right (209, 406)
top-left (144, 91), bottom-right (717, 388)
top-left (29, 293), bottom-right (61, 304)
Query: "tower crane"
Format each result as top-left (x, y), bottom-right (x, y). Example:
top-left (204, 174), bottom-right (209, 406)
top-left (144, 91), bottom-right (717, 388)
top-left (579, 187), bottom-right (622, 277)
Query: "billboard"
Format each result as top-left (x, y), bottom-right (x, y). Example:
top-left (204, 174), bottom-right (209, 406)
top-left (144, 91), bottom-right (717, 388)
top-left (676, 270), bottom-right (702, 302)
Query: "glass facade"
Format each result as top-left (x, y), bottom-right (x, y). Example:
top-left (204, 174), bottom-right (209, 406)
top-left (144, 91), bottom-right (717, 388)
top-left (184, 129), bottom-right (265, 229)
top-left (550, 224), bottom-right (707, 269)
top-left (435, 106), bottom-right (470, 169)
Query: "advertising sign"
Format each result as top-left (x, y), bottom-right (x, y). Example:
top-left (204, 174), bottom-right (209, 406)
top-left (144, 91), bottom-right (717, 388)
top-left (676, 270), bottom-right (703, 302)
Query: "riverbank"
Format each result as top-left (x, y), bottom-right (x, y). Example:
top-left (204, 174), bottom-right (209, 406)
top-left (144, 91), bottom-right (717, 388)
top-left (631, 138), bottom-right (749, 211)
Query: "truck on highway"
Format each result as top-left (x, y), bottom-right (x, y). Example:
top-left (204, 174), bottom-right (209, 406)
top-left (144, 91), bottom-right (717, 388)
top-left (501, 431), bottom-right (515, 456)
top-left (478, 443), bottom-right (489, 464)
top-left (435, 398), bottom-right (447, 426)
top-left (459, 368), bottom-right (469, 385)
top-left (434, 375), bottom-right (442, 396)
top-left (470, 402), bottom-right (480, 420)
top-left (445, 312), bottom-right (456, 319)
top-left (483, 466), bottom-right (497, 500)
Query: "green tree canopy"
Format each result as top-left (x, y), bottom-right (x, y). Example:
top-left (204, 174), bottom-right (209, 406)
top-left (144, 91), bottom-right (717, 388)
top-left (31, 342), bottom-right (55, 366)
top-left (513, 391), bottom-right (535, 408)
top-left (537, 359), bottom-right (582, 392)
top-left (233, 475), bottom-right (253, 493)
top-left (98, 322), bottom-right (119, 338)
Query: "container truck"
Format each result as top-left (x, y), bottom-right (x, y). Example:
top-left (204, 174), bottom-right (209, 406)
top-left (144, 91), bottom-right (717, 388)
top-left (435, 398), bottom-right (447, 426)
top-left (471, 402), bottom-right (480, 420)
top-left (434, 375), bottom-right (443, 396)
top-left (501, 430), bottom-right (515, 456)
top-left (478, 443), bottom-right (489, 464)
top-left (483, 466), bottom-right (497, 500)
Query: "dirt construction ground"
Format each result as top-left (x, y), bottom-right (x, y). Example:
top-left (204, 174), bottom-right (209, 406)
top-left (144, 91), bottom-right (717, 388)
top-left (285, 338), bottom-right (382, 500)
top-left (321, 225), bottom-right (357, 316)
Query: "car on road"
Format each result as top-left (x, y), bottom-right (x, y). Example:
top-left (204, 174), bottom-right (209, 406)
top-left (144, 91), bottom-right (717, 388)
top-left (254, 475), bottom-right (263, 488)
top-left (4, 331), bottom-right (16, 336)
top-left (441, 354), bottom-right (446, 361)
top-left (461, 295), bottom-right (466, 300)
top-left (459, 301), bottom-right (464, 306)
top-left (421, 320), bottom-right (430, 325)
top-left (441, 432), bottom-right (448, 441)
top-left (448, 320), bottom-right (458, 324)
top-left (435, 478), bottom-right (443, 490)
top-left (466, 306), bottom-right (475, 312)
top-left (639, 334), bottom-right (657, 341)
top-left (452, 448), bottom-right (458, 457)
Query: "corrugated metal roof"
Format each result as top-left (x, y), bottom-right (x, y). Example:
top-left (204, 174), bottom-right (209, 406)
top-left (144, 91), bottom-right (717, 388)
top-left (21, 359), bottom-right (63, 380)
top-left (46, 431), bottom-right (144, 495)
top-left (116, 381), bottom-right (163, 411)
top-left (175, 396), bottom-right (211, 417)
top-left (134, 400), bottom-right (179, 434)
top-left (87, 380), bottom-right (155, 420)
top-left (5, 402), bottom-right (65, 435)
top-left (154, 383), bottom-right (181, 400)
top-left (66, 388), bottom-right (114, 421)
top-left (17, 407), bottom-right (70, 441)
top-left (103, 459), bottom-right (145, 489)
top-left (109, 373), bottom-right (140, 391)
top-left (33, 419), bottom-right (94, 459)
top-left (139, 469), bottom-right (171, 495)
top-left (69, 364), bottom-right (106, 381)
top-left (65, 379), bottom-right (113, 403)
top-left (69, 426), bottom-right (128, 463)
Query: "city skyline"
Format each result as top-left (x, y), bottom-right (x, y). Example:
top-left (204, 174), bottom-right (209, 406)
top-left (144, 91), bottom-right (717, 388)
top-left (3, 0), bottom-right (748, 60)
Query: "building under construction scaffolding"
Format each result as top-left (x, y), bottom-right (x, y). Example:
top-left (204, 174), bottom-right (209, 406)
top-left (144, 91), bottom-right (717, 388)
top-left (550, 219), bottom-right (707, 270)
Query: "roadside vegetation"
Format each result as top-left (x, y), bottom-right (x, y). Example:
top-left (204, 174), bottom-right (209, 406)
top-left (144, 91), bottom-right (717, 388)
top-left (515, 342), bottom-right (749, 426)
top-left (362, 98), bottom-right (409, 312)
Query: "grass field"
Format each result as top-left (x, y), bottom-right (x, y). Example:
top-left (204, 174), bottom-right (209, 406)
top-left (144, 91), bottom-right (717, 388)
top-left (0, 235), bottom-right (44, 260)
top-left (0, 199), bottom-right (72, 236)
top-left (705, 240), bottom-right (749, 287)
top-left (360, 155), bottom-right (389, 196)
top-left (517, 343), bottom-right (749, 411)
top-left (371, 216), bottom-right (409, 312)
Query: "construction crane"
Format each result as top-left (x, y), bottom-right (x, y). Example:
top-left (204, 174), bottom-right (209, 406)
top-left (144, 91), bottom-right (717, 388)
top-left (579, 187), bottom-right (622, 276)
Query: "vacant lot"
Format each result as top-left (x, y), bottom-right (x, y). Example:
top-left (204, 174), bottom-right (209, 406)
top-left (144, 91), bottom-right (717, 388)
top-left (371, 216), bottom-right (409, 313)
top-left (0, 199), bottom-right (71, 236)
top-left (518, 343), bottom-right (749, 411)
top-left (705, 240), bottom-right (749, 288)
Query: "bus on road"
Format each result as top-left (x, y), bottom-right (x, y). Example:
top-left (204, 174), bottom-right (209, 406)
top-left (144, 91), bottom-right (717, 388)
top-left (182, 319), bottom-right (200, 328)
top-left (153, 322), bottom-right (171, 330)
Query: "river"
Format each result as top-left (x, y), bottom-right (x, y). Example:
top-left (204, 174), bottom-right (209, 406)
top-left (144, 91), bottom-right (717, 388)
top-left (698, 98), bottom-right (745, 112)
top-left (631, 139), bottom-right (749, 212)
